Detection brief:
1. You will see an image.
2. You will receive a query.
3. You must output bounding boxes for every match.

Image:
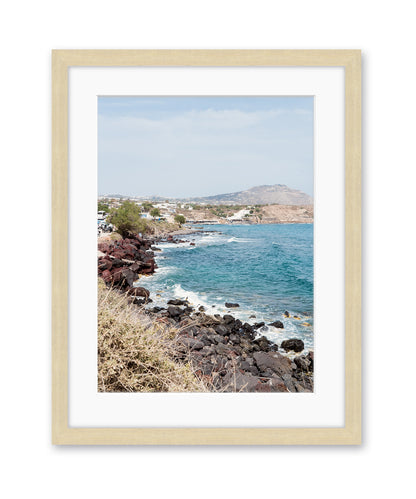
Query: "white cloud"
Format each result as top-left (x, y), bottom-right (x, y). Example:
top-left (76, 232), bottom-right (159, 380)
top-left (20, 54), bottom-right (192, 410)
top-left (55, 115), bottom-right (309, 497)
top-left (98, 107), bottom-right (313, 197)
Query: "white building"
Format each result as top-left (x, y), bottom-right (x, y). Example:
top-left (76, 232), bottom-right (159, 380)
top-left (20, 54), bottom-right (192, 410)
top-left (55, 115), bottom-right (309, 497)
top-left (227, 208), bottom-right (250, 221)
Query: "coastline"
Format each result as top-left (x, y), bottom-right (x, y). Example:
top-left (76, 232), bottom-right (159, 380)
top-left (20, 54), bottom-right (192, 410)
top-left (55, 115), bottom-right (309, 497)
top-left (97, 228), bottom-right (314, 393)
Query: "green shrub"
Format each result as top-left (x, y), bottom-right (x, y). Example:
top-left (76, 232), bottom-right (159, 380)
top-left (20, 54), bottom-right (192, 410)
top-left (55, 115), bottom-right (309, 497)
top-left (108, 200), bottom-right (148, 238)
top-left (174, 214), bottom-right (186, 225)
top-left (141, 201), bottom-right (154, 212)
top-left (150, 208), bottom-right (161, 218)
top-left (98, 201), bottom-right (109, 212)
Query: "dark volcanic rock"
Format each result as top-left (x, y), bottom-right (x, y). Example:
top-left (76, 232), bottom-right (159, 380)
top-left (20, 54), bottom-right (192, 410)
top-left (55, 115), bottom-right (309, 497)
top-left (134, 297), bottom-right (152, 305)
top-left (270, 377), bottom-right (289, 392)
top-left (254, 382), bottom-right (272, 393)
top-left (233, 319), bottom-right (242, 330)
top-left (121, 268), bottom-right (138, 287)
top-left (167, 299), bottom-right (188, 306)
top-left (221, 371), bottom-right (260, 392)
top-left (179, 337), bottom-right (205, 351)
top-left (129, 262), bottom-right (142, 273)
top-left (254, 335), bottom-right (274, 352)
top-left (253, 351), bottom-right (293, 377)
top-left (223, 315), bottom-right (235, 325)
top-left (281, 374), bottom-right (297, 392)
top-left (281, 339), bottom-right (305, 353)
top-left (215, 343), bottom-right (231, 356)
top-left (98, 237), bottom-right (314, 393)
top-left (307, 351), bottom-right (314, 370)
top-left (149, 306), bottom-right (164, 313)
top-left (269, 320), bottom-right (284, 329)
top-left (167, 306), bottom-right (183, 318)
top-left (229, 334), bottom-right (240, 344)
top-left (213, 324), bottom-right (229, 336)
top-left (294, 352), bottom-right (314, 372)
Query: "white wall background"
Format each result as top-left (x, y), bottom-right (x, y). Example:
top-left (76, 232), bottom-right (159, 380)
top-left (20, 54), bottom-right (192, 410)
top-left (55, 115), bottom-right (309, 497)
top-left (1, 1), bottom-right (414, 498)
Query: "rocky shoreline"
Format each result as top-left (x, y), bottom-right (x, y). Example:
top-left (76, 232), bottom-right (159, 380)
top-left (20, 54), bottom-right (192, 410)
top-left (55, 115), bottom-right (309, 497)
top-left (97, 233), bottom-right (314, 393)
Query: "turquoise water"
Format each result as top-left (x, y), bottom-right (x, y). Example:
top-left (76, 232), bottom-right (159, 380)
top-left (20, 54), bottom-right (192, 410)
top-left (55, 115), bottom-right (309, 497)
top-left (142, 224), bottom-right (314, 350)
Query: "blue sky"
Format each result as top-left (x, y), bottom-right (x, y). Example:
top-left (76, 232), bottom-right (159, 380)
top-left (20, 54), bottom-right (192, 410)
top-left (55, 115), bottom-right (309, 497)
top-left (98, 96), bottom-right (314, 197)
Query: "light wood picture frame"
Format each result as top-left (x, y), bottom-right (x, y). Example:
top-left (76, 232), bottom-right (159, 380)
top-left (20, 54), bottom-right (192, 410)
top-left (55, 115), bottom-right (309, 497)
top-left (52, 49), bottom-right (361, 445)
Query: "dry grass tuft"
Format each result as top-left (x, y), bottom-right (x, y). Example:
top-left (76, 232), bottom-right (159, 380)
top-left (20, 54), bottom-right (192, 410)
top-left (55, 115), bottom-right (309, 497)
top-left (97, 279), bottom-right (210, 392)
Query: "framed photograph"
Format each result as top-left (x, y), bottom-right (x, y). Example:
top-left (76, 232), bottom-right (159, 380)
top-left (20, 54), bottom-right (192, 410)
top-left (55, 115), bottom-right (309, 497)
top-left (52, 50), bottom-right (361, 445)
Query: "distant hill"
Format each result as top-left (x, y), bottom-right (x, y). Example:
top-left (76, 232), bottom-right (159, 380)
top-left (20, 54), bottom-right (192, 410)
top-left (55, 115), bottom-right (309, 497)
top-left (100, 184), bottom-right (313, 206)
top-left (184, 184), bottom-right (313, 206)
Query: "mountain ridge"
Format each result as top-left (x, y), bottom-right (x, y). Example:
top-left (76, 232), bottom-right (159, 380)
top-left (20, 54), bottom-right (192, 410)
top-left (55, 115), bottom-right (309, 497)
top-left (101, 184), bottom-right (313, 206)
top-left (182, 184), bottom-right (313, 206)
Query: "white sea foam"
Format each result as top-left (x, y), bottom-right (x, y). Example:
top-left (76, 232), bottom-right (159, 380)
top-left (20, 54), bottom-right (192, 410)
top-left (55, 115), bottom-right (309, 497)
top-left (197, 234), bottom-right (226, 246)
top-left (152, 265), bottom-right (176, 277)
top-left (227, 237), bottom-right (254, 243)
top-left (173, 284), bottom-right (213, 309)
top-left (254, 317), bottom-right (314, 352)
top-left (158, 242), bottom-right (189, 249)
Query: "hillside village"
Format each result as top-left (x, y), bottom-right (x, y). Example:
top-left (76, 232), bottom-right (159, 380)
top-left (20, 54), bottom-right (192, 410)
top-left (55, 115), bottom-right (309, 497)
top-left (98, 195), bottom-right (313, 228)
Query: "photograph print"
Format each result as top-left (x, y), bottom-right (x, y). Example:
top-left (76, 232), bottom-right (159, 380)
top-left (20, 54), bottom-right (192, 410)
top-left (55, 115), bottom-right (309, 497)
top-left (97, 96), bottom-right (314, 393)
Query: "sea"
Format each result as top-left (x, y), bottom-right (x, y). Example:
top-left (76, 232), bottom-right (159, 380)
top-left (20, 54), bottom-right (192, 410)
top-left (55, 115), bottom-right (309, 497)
top-left (141, 223), bottom-right (314, 351)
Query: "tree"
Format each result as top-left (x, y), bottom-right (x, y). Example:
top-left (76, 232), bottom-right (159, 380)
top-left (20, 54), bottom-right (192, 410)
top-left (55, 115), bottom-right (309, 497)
top-left (141, 201), bottom-right (154, 212)
top-left (150, 208), bottom-right (161, 218)
top-left (108, 200), bottom-right (148, 238)
top-left (174, 214), bottom-right (186, 226)
top-left (97, 201), bottom-right (109, 212)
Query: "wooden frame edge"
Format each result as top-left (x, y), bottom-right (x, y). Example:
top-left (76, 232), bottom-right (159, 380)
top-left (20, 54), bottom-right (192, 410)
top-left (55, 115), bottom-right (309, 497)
top-left (51, 49), bottom-right (361, 445)
top-left (52, 50), bottom-right (69, 443)
top-left (52, 426), bottom-right (361, 446)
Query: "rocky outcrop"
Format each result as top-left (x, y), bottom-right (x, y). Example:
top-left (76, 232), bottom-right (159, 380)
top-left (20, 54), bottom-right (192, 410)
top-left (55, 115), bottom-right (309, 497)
top-left (269, 320), bottom-right (284, 328)
top-left (281, 339), bottom-right (305, 353)
top-left (141, 303), bottom-right (313, 393)
top-left (97, 235), bottom-right (156, 291)
top-left (98, 233), bottom-right (313, 393)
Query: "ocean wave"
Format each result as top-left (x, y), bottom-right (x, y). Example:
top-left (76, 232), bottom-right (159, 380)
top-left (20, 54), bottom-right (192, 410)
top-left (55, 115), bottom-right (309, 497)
top-left (158, 242), bottom-right (189, 249)
top-left (198, 234), bottom-right (227, 246)
top-left (173, 284), bottom-right (213, 309)
top-left (152, 265), bottom-right (177, 277)
top-left (227, 237), bottom-right (254, 243)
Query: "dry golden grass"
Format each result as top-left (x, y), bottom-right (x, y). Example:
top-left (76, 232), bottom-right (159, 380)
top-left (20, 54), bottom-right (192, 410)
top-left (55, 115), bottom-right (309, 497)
top-left (97, 280), bottom-right (210, 392)
top-left (145, 220), bottom-right (181, 236)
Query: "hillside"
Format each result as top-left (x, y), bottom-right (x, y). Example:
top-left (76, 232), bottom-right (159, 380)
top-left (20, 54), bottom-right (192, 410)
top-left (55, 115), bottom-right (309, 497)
top-left (184, 184), bottom-right (313, 206)
top-left (177, 203), bottom-right (313, 224)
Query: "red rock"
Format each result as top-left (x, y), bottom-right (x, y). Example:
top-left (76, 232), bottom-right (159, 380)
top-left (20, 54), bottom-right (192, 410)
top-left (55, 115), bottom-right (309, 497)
top-left (111, 269), bottom-right (123, 283)
top-left (98, 242), bottom-right (110, 253)
top-left (98, 258), bottom-right (112, 271)
top-left (101, 270), bottom-right (112, 282)
top-left (112, 250), bottom-right (126, 260)
top-left (141, 267), bottom-right (153, 274)
top-left (126, 286), bottom-right (150, 298)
